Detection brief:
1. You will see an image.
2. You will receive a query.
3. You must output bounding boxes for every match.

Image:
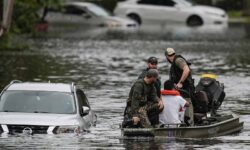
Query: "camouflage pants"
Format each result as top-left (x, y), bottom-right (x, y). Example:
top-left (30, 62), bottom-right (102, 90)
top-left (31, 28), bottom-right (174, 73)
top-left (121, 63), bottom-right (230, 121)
top-left (137, 102), bottom-right (159, 128)
top-left (184, 98), bottom-right (194, 126)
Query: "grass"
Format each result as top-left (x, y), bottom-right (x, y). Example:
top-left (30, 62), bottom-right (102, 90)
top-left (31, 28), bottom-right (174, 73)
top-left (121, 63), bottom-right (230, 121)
top-left (227, 10), bottom-right (243, 18)
top-left (227, 10), bottom-right (250, 23)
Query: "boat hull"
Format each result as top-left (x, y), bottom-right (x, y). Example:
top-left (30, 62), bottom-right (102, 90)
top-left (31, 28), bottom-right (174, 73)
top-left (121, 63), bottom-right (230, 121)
top-left (122, 114), bottom-right (244, 138)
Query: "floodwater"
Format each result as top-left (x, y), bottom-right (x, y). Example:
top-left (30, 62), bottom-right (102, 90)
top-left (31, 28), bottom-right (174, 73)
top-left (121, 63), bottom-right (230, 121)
top-left (0, 23), bottom-right (250, 149)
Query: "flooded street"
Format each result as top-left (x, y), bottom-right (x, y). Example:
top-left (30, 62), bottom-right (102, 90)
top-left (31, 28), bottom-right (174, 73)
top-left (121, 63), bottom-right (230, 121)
top-left (0, 23), bottom-right (250, 149)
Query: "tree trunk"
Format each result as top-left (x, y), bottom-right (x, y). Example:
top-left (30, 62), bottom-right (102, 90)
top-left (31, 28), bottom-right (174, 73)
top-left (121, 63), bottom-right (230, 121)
top-left (1, 0), bottom-right (14, 33)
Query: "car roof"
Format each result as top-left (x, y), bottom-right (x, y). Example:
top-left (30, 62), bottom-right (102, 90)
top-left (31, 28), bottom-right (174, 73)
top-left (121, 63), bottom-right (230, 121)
top-left (6, 83), bottom-right (72, 93)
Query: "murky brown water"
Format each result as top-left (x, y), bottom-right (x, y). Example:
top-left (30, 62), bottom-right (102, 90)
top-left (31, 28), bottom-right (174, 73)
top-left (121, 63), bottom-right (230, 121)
top-left (0, 23), bottom-right (250, 149)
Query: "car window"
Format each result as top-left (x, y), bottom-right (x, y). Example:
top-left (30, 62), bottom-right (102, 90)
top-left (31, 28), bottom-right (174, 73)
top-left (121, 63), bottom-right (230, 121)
top-left (76, 89), bottom-right (90, 108)
top-left (137, 0), bottom-right (176, 6)
top-left (175, 0), bottom-right (193, 7)
top-left (87, 4), bottom-right (111, 17)
top-left (158, 0), bottom-right (176, 6)
top-left (137, 0), bottom-right (156, 5)
top-left (0, 91), bottom-right (76, 114)
top-left (63, 5), bottom-right (86, 15)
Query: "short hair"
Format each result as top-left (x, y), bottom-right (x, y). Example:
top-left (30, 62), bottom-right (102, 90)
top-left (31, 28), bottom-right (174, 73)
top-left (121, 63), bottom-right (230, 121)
top-left (145, 69), bottom-right (159, 78)
top-left (164, 80), bottom-right (174, 90)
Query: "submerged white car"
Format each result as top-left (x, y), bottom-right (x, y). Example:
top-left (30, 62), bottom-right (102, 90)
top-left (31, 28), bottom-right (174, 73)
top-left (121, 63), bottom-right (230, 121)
top-left (114, 0), bottom-right (228, 26)
top-left (0, 81), bottom-right (96, 134)
top-left (46, 2), bottom-right (137, 29)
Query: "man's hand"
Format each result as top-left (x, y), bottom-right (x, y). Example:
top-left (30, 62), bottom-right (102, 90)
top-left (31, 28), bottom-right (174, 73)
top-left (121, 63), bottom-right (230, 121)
top-left (158, 99), bottom-right (164, 111)
top-left (132, 117), bottom-right (140, 125)
top-left (176, 82), bottom-right (183, 89)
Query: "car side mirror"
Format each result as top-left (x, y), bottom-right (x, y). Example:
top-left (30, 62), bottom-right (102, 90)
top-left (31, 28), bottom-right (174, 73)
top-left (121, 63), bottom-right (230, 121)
top-left (82, 106), bottom-right (90, 115)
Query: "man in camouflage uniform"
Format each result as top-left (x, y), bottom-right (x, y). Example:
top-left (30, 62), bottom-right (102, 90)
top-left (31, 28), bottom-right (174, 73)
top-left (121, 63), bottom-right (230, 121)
top-left (122, 69), bottom-right (162, 128)
top-left (165, 48), bottom-right (195, 126)
top-left (138, 57), bottom-right (163, 125)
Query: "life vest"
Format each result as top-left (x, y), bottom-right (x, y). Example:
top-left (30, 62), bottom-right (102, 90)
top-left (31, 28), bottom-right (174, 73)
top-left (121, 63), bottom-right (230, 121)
top-left (161, 90), bottom-right (180, 96)
top-left (170, 55), bottom-right (193, 89)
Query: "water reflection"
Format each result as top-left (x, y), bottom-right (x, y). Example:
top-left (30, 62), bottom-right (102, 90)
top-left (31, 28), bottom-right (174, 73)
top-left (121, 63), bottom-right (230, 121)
top-left (139, 23), bottom-right (229, 40)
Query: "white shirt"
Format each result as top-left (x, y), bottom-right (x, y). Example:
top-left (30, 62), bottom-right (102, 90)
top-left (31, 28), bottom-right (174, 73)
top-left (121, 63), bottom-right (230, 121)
top-left (159, 95), bottom-right (187, 124)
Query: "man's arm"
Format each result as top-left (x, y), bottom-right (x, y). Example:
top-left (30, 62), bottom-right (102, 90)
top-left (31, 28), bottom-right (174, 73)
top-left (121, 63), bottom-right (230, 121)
top-left (175, 58), bottom-right (190, 89)
top-left (157, 95), bottom-right (163, 111)
top-left (179, 97), bottom-right (189, 108)
top-left (178, 66), bottom-right (190, 84)
top-left (150, 86), bottom-right (164, 110)
top-left (184, 100), bottom-right (190, 107)
top-left (130, 82), bottom-right (145, 116)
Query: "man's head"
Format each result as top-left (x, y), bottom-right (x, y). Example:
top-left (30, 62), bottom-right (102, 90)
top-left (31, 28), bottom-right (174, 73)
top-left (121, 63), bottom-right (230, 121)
top-left (145, 69), bottom-right (159, 84)
top-left (164, 80), bottom-right (175, 90)
top-left (165, 48), bottom-right (175, 63)
top-left (147, 57), bottom-right (158, 69)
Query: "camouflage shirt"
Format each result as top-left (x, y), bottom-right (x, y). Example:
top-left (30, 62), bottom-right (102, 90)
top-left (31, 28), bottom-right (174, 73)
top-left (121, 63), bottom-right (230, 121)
top-left (128, 79), bottom-right (158, 117)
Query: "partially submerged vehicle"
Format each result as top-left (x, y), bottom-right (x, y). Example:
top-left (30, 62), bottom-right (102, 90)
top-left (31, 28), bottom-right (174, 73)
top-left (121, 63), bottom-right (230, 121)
top-left (0, 80), bottom-right (97, 135)
top-left (122, 74), bottom-right (244, 138)
top-left (45, 2), bottom-right (138, 29)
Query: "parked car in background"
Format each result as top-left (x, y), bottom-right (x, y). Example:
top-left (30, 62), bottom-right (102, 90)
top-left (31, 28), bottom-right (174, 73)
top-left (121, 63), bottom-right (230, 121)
top-left (0, 80), bottom-right (96, 134)
top-left (45, 2), bottom-right (137, 29)
top-left (114, 0), bottom-right (228, 26)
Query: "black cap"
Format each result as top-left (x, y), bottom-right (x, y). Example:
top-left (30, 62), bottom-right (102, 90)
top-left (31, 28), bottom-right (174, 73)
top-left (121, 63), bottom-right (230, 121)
top-left (147, 57), bottom-right (158, 64)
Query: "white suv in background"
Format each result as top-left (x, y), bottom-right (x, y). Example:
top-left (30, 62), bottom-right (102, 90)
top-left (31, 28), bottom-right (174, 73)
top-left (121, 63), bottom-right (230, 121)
top-left (114, 0), bottom-right (228, 26)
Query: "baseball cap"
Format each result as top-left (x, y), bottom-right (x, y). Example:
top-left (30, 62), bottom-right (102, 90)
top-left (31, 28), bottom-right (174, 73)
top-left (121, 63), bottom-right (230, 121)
top-left (147, 57), bottom-right (158, 64)
top-left (165, 48), bottom-right (175, 56)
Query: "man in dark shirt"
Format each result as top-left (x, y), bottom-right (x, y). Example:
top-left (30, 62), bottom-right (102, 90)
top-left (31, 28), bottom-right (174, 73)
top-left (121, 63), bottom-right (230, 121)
top-left (165, 48), bottom-right (195, 95)
top-left (138, 57), bottom-right (161, 98)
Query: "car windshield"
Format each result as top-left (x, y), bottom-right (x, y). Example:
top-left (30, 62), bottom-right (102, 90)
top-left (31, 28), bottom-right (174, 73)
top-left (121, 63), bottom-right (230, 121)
top-left (0, 91), bottom-right (76, 114)
top-left (87, 4), bottom-right (111, 17)
top-left (174, 0), bottom-right (193, 7)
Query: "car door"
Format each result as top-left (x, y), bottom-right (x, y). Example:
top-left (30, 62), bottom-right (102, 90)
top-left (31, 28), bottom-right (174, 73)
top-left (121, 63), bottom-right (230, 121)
top-left (157, 0), bottom-right (185, 23)
top-left (46, 5), bottom-right (88, 25)
top-left (76, 89), bottom-right (96, 128)
top-left (136, 0), bottom-right (182, 23)
top-left (136, 0), bottom-right (162, 22)
top-left (62, 5), bottom-right (90, 25)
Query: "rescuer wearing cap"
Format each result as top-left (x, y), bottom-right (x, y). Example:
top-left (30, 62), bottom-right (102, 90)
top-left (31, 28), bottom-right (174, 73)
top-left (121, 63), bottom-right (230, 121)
top-left (165, 48), bottom-right (194, 94)
top-left (137, 57), bottom-right (163, 126)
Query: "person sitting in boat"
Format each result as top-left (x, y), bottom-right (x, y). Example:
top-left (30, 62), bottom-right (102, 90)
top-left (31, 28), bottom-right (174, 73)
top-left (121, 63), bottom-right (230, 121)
top-left (138, 57), bottom-right (163, 125)
top-left (159, 80), bottom-right (189, 125)
top-left (122, 69), bottom-right (163, 128)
